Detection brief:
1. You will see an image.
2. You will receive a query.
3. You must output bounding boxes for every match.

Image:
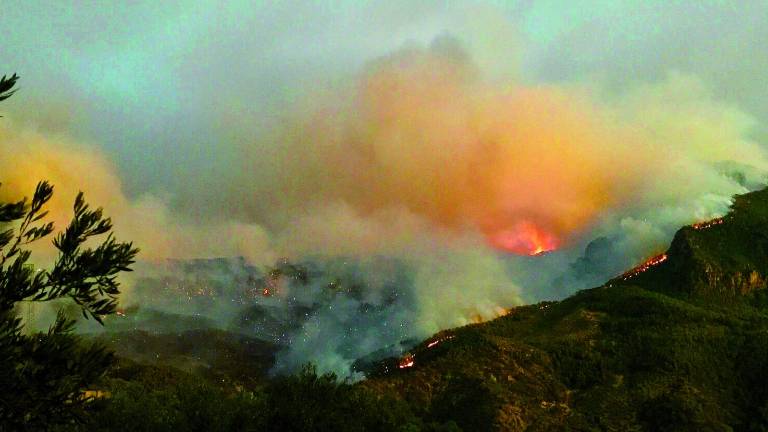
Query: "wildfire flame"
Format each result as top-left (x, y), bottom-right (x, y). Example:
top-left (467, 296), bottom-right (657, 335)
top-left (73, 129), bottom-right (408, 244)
top-left (692, 217), bottom-right (724, 230)
top-left (396, 334), bottom-right (457, 371)
top-left (486, 221), bottom-right (559, 256)
top-left (621, 253), bottom-right (668, 281)
top-left (398, 354), bottom-right (415, 369)
top-left (426, 335), bottom-right (455, 349)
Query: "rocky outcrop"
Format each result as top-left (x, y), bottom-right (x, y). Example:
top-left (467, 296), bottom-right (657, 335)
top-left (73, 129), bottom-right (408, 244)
top-left (691, 265), bottom-right (767, 297)
top-left (663, 225), bottom-right (768, 299)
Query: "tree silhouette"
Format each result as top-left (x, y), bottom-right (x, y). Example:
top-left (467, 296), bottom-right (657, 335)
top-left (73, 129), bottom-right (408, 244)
top-left (0, 73), bottom-right (18, 102)
top-left (0, 74), bottom-right (139, 429)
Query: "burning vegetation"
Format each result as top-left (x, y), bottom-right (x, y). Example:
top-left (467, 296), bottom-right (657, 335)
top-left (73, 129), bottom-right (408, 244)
top-left (397, 334), bottom-right (457, 370)
top-left (692, 217), bottom-right (725, 230)
top-left (621, 253), bottom-right (668, 281)
top-left (613, 216), bottom-right (727, 283)
top-left (398, 353), bottom-right (415, 369)
top-left (426, 335), bottom-right (456, 349)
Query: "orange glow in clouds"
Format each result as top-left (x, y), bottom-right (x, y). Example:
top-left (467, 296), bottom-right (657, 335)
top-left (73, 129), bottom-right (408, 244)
top-left (274, 48), bottom-right (639, 256)
top-left (240, 42), bottom-right (654, 258)
top-left (486, 221), bottom-right (560, 255)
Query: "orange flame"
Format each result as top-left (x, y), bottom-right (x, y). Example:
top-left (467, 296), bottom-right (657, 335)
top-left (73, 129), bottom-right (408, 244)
top-left (486, 221), bottom-right (560, 256)
top-left (692, 217), bottom-right (724, 230)
top-left (426, 335), bottom-right (455, 349)
top-left (621, 253), bottom-right (668, 280)
top-left (398, 353), bottom-right (415, 369)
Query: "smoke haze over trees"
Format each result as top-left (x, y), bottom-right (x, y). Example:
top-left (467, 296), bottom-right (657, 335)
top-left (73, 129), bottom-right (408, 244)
top-left (1, 2), bottom-right (767, 376)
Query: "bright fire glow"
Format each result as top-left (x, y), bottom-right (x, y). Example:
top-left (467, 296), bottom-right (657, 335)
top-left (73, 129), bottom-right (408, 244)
top-left (426, 335), bottom-right (455, 349)
top-left (692, 217), bottom-right (724, 230)
top-left (398, 354), bottom-right (415, 369)
top-left (486, 221), bottom-right (560, 256)
top-left (621, 253), bottom-right (668, 280)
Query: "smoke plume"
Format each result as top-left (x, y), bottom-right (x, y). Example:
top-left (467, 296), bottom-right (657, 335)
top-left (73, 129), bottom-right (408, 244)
top-left (1, 2), bottom-right (766, 376)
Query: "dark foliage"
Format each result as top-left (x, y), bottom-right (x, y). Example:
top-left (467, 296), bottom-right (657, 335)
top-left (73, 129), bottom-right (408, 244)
top-left (77, 363), bottom-right (459, 432)
top-left (430, 374), bottom-right (498, 432)
top-left (0, 73), bottom-right (19, 103)
top-left (0, 74), bottom-right (139, 430)
top-left (262, 364), bottom-right (426, 432)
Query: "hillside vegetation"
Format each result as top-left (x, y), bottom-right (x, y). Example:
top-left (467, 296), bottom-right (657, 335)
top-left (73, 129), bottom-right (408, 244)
top-left (76, 187), bottom-right (768, 431)
top-left (364, 187), bottom-right (768, 431)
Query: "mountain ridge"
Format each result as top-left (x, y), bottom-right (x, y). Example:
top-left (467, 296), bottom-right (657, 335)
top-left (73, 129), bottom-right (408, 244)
top-left (362, 186), bottom-right (768, 431)
top-left (86, 187), bottom-right (768, 431)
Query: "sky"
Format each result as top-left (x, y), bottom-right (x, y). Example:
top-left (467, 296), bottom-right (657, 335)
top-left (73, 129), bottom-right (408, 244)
top-left (1, 1), bottom-right (767, 375)
top-left (2, 1), bottom-right (764, 199)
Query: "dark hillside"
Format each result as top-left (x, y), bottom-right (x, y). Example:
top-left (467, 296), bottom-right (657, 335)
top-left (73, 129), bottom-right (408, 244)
top-left (79, 187), bottom-right (768, 431)
top-left (365, 187), bottom-right (768, 431)
top-left (625, 187), bottom-right (768, 300)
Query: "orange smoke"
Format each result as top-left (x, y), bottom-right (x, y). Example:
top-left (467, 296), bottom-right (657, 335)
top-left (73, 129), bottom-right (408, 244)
top-left (0, 123), bottom-right (275, 268)
top-left (258, 43), bottom-right (640, 255)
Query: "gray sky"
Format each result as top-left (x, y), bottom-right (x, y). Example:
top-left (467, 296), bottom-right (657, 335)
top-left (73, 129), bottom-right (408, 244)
top-left (1, 1), bottom-right (766, 201)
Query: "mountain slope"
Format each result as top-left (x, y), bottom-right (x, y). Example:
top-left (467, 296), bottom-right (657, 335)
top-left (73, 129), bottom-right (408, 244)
top-left (81, 188), bottom-right (768, 431)
top-left (364, 188), bottom-right (768, 431)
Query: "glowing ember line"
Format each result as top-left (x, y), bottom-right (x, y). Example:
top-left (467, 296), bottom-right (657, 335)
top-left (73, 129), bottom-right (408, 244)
top-left (398, 354), bottom-right (415, 369)
top-left (398, 335), bottom-right (456, 370)
top-left (692, 217), bottom-right (724, 230)
top-left (426, 335), bottom-right (455, 349)
top-left (621, 253), bottom-right (668, 280)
